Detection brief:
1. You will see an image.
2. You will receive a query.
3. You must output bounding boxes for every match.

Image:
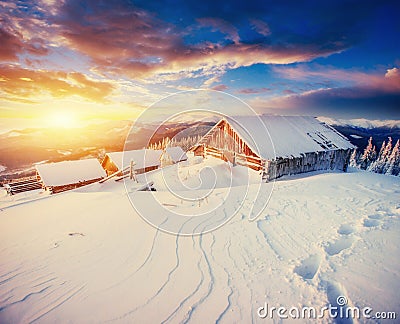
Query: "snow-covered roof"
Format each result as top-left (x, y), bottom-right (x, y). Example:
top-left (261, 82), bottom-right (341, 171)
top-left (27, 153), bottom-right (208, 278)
top-left (164, 147), bottom-right (188, 163)
top-left (36, 159), bottom-right (106, 187)
top-left (106, 149), bottom-right (163, 170)
top-left (207, 115), bottom-right (355, 160)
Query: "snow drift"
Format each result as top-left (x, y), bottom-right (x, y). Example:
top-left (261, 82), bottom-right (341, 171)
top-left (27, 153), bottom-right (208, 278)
top-left (0, 157), bottom-right (399, 323)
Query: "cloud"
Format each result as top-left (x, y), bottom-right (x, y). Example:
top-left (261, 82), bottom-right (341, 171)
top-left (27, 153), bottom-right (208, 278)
top-left (0, 1), bottom-right (18, 9)
top-left (237, 87), bottom-right (271, 94)
top-left (211, 84), bottom-right (228, 91)
top-left (385, 67), bottom-right (400, 83)
top-left (272, 65), bottom-right (374, 84)
top-left (273, 65), bottom-right (400, 91)
top-left (1, 0), bottom-right (375, 86)
top-left (282, 89), bottom-right (296, 95)
top-left (51, 0), bottom-right (353, 82)
top-left (247, 65), bottom-right (400, 118)
top-left (197, 17), bottom-right (240, 43)
top-left (1, 0), bottom-right (396, 121)
top-left (249, 68), bottom-right (400, 119)
top-left (249, 19), bottom-right (271, 36)
top-left (0, 2), bottom-right (57, 62)
top-left (0, 27), bottom-right (23, 60)
top-left (0, 65), bottom-right (115, 103)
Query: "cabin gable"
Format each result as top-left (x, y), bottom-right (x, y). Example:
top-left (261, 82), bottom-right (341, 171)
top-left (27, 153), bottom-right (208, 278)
top-left (192, 119), bottom-right (264, 170)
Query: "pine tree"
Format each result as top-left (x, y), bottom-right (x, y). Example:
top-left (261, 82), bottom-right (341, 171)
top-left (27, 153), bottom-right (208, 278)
top-left (349, 148), bottom-right (359, 168)
top-left (385, 139), bottom-right (400, 176)
top-left (360, 137), bottom-right (376, 170)
top-left (381, 137), bottom-right (393, 174)
top-left (371, 145), bottom-right (377, 161)
top-left (369, 140), bottom-right (386, 173)
top-left (378, 140), bottom-right (386, 159)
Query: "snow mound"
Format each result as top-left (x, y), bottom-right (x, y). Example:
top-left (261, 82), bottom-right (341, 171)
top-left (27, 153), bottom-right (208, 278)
top-left (138, 156), bottom-right (261, 192)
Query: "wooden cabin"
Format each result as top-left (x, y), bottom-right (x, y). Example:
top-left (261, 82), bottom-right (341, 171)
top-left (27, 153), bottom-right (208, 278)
top-left (160, 146), bottom-right (188, 167)
top-left (101, 149), bottom-right (163, 176)
top-left (35, 159), bottom-right (106, 193)
top-left (191, 115), bottom-right (355, 181)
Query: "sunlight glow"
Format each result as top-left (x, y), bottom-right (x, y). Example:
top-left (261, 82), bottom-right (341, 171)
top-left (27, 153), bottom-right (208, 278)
top-left (49, 111), bottom-right (77, 128)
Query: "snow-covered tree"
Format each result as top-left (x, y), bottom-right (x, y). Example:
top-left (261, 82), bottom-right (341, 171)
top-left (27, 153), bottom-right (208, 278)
top-left (385, 139), bottom-right (400, 176)
top-left (378, 140), bottom-right (386, 159)
top-left (147, 134), bottom-right (203, 152)
top-left (368, 140), bottom-right (384, 173)
top-left (359, 136), bottom-right (400, 176)
top-left (381, 137), bottom-right (393, 174)
top-left (349, 148), bottom-right (359, 168)
top-left (360, 137), bottom-right (376, 170)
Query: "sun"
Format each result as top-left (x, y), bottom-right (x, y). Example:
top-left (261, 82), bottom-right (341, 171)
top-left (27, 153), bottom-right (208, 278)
top-left (49, 111), bottom-right (77, 128)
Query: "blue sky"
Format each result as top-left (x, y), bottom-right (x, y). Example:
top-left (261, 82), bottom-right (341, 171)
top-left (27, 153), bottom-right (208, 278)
top-left (0, 0), bottom-right (399, 129)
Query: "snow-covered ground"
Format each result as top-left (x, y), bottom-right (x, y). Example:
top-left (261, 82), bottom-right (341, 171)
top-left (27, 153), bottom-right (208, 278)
top-left (0, 188), bottom-right (49, 209)
top-left (0, 157), bottom-right (399, 323)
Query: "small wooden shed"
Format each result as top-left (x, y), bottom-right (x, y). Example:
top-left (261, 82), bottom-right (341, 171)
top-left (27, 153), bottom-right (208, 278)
top-left (36, 158), bottom-right (106, 193)
top-left (160, 146), bottom-right (188, 167)
top-left (101, 149), bottom-right (163, 176)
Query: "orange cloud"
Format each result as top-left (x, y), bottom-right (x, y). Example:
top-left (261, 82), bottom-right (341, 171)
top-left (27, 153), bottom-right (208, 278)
top-left (0, 65), bottom-right (115, 103)
top-left (0, 27), bottom-right (23, 60)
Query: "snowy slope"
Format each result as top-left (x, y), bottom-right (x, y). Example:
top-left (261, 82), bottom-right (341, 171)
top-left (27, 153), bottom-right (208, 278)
top-left (317, 117), bottom-right (400, 129)
top-left (0, 160), bottom-right (399, 323)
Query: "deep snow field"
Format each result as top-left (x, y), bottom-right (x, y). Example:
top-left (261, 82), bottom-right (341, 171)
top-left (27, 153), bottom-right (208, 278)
top-left (0, 157), bottom-right (399, 323)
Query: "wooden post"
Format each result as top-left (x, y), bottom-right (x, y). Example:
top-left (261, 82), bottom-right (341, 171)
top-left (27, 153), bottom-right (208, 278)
top-left (129, 159), bottom-right (138, 182)
top-left (130, 159), bottom-right (133, 180)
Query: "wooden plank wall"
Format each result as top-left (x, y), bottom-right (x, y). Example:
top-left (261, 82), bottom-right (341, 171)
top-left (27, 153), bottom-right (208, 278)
top-left (264, 149), bottom-right (352, 181)
top-left (49, 177), bottom-right (103, 194)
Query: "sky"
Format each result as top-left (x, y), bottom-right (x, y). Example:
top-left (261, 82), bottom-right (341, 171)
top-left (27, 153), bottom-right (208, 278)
top-left (0, 0), bottom-right (400, 130)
